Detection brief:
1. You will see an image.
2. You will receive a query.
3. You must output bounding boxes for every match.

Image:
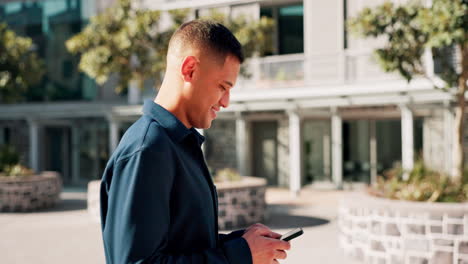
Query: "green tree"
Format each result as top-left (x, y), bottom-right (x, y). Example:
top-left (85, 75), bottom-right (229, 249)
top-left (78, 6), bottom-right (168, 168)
top-left (154, 9), bottom-right (275, 77)
top-left (66, 0), bottom-right (275, 94)
top-left (66, 0), bottom-right (162, 94)
top-left (199, 10), bottom-right (275, 58)
top-left (349, 0), bottom-right (467, 182)
top-left (0, 23), bottom-right (45, 103)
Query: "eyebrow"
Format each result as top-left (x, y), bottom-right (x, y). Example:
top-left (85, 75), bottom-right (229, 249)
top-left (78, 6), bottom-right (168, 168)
top-left (223, 80), bottom-right (233, 87)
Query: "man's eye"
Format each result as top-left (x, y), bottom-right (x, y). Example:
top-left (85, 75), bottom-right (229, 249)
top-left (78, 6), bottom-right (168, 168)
top-left (219, 85), bottom-right (226, 91)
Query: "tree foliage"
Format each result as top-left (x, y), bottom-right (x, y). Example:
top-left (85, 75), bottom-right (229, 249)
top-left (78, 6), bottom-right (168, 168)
top-left (66, 0), bottom-right (162, 93)
top-left (199, 10), bottom-right (275, 58)
top-left (348, 0), bottom-right (466, 87)
top-left (348, 2), bottom-right (429, 82)
top-left (349, 0), bottom-right (467, 182)
top-left (66, 0), bottom-right (275, 93)
top-left (0, 23), bottom-right (45, 103)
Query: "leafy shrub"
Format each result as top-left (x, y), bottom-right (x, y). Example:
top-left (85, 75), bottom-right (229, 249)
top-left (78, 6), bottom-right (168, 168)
top-left (2, 164), bottom-right (34, 177)
top-left (0, 145), bottom-right (20, 172)
top-left (370, 160), bottom-right (468, 203)
top-left (214, 168), bottom-right (241, 183)
top-left (0, 145), bottom-right (33, 177)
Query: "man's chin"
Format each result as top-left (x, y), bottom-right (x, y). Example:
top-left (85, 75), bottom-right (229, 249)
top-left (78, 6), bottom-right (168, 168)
top-left (203, 122), bottom-right (212, 129)
top-left (196, 121), bottom-right (212, 129)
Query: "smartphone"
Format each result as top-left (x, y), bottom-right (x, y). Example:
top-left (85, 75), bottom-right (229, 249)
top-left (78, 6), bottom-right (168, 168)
top-left (280, 228), bottom-right (304, 241)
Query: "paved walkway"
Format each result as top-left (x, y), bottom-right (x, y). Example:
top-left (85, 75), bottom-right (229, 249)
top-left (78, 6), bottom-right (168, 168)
top-left (0, 187), bottom-right (362, 264)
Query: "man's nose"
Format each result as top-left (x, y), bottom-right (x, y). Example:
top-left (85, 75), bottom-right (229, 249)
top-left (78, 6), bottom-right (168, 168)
top-left (219, 90), bottom-right (230, 108)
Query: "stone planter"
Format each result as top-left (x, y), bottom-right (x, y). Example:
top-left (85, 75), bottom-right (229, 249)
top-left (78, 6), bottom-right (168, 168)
top-left (0, 171), bottom-right (62, 212)
top-left (338, 192), bottom-right (468, 264)
top-left (216, 176), bottom-right (267, 230)
top-left (87, 180), bottom-right (101, 222)
top-left (87, 176), bottom-right (267, 230)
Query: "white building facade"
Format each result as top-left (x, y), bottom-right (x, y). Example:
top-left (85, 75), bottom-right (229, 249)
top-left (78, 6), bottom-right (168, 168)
top-left (0, 0), bottom-right (463, 192)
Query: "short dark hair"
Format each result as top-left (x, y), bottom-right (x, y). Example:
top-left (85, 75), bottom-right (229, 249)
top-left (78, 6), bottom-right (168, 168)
top-left (168, 19), bottom-right (244, 64)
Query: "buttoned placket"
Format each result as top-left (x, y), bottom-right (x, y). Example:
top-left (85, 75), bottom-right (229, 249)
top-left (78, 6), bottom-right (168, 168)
top-left (188, 133), bottom-right (220, 243)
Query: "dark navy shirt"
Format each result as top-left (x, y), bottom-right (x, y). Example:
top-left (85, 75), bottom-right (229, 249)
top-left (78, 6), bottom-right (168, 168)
top-left (100, 100), bottom-right (252, 264)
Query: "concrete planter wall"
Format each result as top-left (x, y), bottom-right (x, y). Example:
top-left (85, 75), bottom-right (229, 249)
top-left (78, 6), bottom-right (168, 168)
top-left (216, 176), bottom-right (267, 230)
top-left (0, 171), bottom-right (62, 212)
top-left (87, 176), bottom-right (267, 230)
top-left (87, 180), bottom-right (101, 222)
top-left (338, 192), bottom-right (468, 264)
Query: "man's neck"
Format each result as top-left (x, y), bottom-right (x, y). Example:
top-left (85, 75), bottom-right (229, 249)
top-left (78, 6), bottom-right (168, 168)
top-left (154, 85), bottom-right (192, 129)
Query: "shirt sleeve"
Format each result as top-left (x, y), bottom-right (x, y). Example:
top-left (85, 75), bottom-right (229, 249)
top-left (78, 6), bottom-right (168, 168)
top-left (219, 230), bottom-right (252, 264)
top-left (100, 148), bottom-right (252, 264)
top-left (219, 230), bottom-right (245, 243)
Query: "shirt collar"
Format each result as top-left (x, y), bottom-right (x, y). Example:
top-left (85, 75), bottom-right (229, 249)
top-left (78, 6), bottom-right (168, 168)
top-left (142, 99), bottom-right (205, 145)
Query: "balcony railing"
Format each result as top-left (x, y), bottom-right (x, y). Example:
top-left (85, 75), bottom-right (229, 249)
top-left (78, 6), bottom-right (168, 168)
top-left (236, 51), bottom-right (402, 90)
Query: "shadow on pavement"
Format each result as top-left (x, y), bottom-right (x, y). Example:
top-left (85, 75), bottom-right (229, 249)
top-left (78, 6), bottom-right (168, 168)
top-left (265, 212), bottom-right (329, 229)
top-left (36, 198), bottom-right (87, 212)
top-left (263, 203), bottom-right (330, 229)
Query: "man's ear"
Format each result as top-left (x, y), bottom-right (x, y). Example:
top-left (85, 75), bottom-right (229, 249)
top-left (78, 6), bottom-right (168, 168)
top-left (180, 56), bottom-right (198, 82)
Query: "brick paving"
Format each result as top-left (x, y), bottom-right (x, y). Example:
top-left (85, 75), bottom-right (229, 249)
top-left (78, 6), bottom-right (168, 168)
top-left (0, 187), bottom-right (361, 264)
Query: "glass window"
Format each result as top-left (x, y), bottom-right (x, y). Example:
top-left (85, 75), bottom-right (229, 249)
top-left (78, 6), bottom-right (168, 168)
top-left (278, 4), bottom-right (303, 54)
top-left (303, 120), bottom-right (332, 184)
top-left (376, 120), bottom-right (402, 175)
top-left (260, 3), bottom-right (304, 55)
top-left (4, 127), bottom-right (11, 145)
top-left (343, 120), bottom-right (371, 183)
top-left (260, 7), bottom-right (273, 18)
top-left (0, 0), bottom-right (97, 102)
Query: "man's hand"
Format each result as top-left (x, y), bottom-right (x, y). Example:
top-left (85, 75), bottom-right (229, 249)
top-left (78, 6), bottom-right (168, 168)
top-left (242, 223), bottom-right (291, 264)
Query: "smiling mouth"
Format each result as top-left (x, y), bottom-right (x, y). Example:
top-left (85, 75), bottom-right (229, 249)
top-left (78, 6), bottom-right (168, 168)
top-left (211, 107), bottom-right (218, 118)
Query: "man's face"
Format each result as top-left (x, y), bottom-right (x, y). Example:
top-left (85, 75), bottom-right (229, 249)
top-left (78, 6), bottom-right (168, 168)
top-left (186, 54), bottom-right (240, 129)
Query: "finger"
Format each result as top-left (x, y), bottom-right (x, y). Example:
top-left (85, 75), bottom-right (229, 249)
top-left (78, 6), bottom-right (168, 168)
top-left (254, 223), bottom-right (270, 229)
top-left (274, 250), bottom-right (287, 260)
top-left (264, 231), bottom-right (282, 239)
top-left (253, 226), bottom-right (275, 236)
top-left (248, 223), bottom-right (268, 230)
top-left (272, 239), bottom-right (291, 250)
top-left (261, 237), bottom-right (291, 252)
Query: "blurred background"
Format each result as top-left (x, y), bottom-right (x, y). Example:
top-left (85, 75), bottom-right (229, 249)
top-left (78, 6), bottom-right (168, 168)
top-left (0, 0), bottom-right (466, 263)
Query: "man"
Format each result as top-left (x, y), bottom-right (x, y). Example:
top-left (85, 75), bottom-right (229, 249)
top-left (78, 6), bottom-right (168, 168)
top-left (100, 20), bottom-right (291, 264)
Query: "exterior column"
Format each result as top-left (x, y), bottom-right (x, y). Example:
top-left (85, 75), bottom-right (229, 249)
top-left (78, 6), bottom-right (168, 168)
top-left (369, 120), bottom-right (377, 185)
top-left (91, 125), bottom-right (99, 179)
top-left (251, 56), bottom-right (261, 85)
top-left (443, 101), bottom-right (454, 175)
top-left (28, 119), bottom-right (40, 173)
top-left (62, 127), bottom-right (71, 181)
top-left (336, 0), bottom-right (345, 83)
top-left (400, 104), bottom-right (414, 178)
top-left (109, 118), bottom-right (120, 155)
top-left (303, 0), bottom-right (313, 84)
top-left (0, 126), bottom-right (4, 145)
top-left (288, 110), bottom-right (301, 196)
top-left (423, 48), bottom-right (434, 78)
top-left (331, 108), bottom-right (343, 188)
top-left (128, 79), bottom-right (141, 105)
top-left (236, 114), bottom-right (248, 176)
top-left (323, 131), bottom-right (331, 180)
top-left (71, 125), bottom-right (80, 184)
